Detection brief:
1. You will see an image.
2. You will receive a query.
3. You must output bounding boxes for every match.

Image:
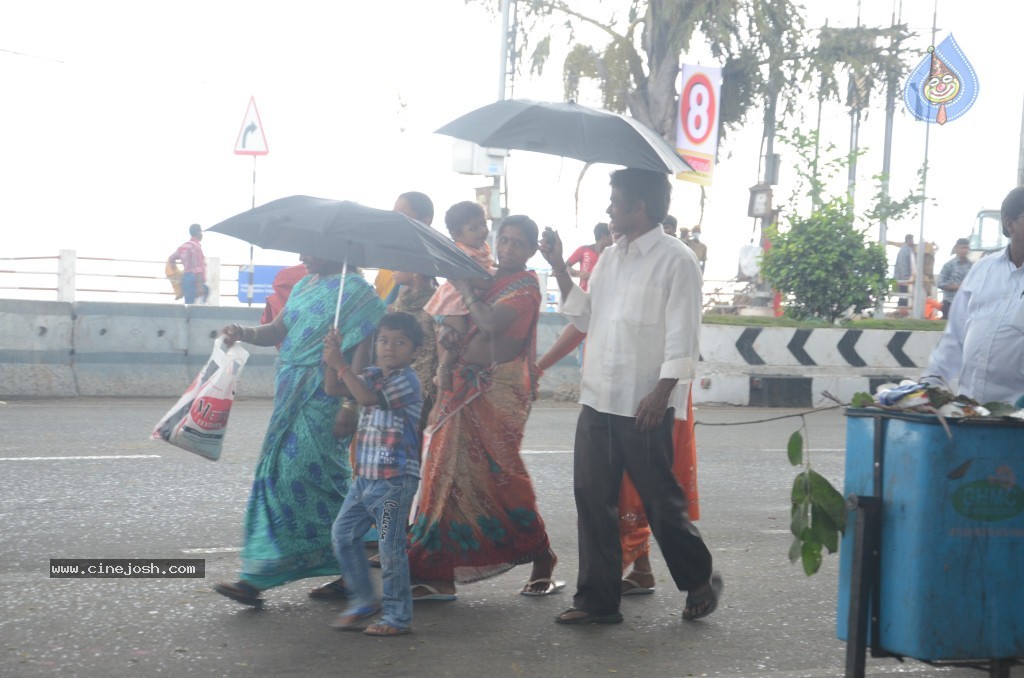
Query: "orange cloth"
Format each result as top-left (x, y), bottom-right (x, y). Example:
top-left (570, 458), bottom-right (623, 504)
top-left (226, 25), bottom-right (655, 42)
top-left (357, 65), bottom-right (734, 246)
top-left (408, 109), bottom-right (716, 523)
top-left (619, 389), bottom-right (699, 570)
top-left (423, 242), bottom-right (496, 317)
top-left (260, 264), bottom-right (308, 325)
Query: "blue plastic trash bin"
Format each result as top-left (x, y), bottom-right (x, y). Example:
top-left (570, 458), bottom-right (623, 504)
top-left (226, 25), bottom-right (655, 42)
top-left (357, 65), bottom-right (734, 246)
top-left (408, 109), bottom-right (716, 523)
top-left (837, 409), bottom-right (1024, 661)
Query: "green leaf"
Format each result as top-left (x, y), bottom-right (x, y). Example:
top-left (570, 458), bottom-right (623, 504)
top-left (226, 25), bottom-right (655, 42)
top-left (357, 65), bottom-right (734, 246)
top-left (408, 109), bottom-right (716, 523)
top-left (787, 430), bottom-right (803, 466)
top-left (983, 401), bottom-right (1017, 417)
top-left (808, 469), bottom-right (847, 533)
top-left (788, 536), bottom-right (803, 564)
top-left (851, 392), bottom-right (875, 408)
top-left (801, 541), bottom-right (823, 576)
top-left (811, 503), bottom-right (840, 553)
top-left (790, 498), bottom-right (810, 537)
top-left (791, 472), bottom-right (810, 505)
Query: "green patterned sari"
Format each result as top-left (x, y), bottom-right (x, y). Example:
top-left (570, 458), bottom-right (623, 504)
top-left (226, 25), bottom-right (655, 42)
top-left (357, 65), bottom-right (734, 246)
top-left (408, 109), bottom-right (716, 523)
top-left (239, 273), bottom-right (384, 589)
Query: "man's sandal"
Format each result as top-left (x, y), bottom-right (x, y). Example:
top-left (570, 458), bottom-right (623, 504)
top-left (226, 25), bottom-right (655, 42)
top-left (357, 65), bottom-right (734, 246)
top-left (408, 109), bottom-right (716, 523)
top-left (683, 572), bottom-right (724, 621)
top-left (364, 622), bottom-right (412, 636)
top-left (554, 607), bottom-right (623, 625)
top-left (213, 581), bottom-right (263, 608)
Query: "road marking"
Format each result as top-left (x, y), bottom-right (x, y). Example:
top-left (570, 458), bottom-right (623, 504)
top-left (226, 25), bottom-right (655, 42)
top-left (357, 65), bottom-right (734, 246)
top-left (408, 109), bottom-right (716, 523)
top-left (181, 547), bottom-right (242, 554)
top-left (759, 448), bottom-right (844, 453)
top-left (0, 454), bottom-right (162, 461)
top-left (520, 449), bottom-right (572, 455)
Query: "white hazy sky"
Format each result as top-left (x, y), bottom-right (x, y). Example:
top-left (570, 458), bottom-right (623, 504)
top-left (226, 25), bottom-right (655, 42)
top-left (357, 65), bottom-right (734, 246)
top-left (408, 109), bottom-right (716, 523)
top-left (2, 0), bottom-right (1022, 285)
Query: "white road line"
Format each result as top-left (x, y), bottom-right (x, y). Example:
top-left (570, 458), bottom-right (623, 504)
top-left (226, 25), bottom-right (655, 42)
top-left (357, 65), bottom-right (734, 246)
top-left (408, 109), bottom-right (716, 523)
top-left (181, 547), bottom-right (242, 554)
top-left (0, 454), bottom-right (162, 461)
top-left (760, 448), bottom-right (845, 452)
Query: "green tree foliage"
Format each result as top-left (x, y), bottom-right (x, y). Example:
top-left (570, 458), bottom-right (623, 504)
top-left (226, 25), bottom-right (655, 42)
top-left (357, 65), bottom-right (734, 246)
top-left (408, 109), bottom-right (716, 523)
top-left (759, 128), bottom-right (920, 322)
top-left (761, 201), bottom-right (889, 322)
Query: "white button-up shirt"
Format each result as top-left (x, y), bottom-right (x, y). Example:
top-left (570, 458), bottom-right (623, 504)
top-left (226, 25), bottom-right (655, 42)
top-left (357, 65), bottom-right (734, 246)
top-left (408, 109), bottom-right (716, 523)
top-left (560, 226), bottom-right (701, 419)
top-left (927, 247), bottom-right (1024, 403)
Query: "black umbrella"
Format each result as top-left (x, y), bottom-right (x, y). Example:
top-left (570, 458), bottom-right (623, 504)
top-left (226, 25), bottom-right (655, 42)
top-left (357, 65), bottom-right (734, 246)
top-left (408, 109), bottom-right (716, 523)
top-left (435, 99), bottom-right (693, 174)
top-left (208, 195), bottom-right (491, 325)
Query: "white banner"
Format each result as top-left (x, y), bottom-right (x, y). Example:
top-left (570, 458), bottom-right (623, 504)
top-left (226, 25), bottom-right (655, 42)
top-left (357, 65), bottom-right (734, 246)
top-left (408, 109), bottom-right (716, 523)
top-left (675, 64), bottom-right (722, 186)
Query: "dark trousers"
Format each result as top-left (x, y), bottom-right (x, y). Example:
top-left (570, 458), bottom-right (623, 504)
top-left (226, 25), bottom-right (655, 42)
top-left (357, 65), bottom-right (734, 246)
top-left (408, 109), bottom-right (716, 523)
top-left (572, 405), bottom-right (712, 615)
top-left (942, 300), bottom-right (952, 320)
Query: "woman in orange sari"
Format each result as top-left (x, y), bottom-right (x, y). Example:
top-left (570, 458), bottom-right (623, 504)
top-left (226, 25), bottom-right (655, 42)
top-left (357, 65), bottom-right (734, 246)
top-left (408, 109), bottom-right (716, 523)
top-left (408, 215), bottom-right (563, 600)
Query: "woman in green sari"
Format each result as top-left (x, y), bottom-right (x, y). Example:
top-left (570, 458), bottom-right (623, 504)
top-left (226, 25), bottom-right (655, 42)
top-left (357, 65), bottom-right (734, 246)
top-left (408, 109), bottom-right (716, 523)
top-left (214, 254), bottom-right (385, 606)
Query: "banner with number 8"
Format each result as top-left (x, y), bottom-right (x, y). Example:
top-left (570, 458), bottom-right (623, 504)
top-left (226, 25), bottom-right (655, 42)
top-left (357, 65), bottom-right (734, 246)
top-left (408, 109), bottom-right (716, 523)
top-left (675, 64), bottom-right (722, 186)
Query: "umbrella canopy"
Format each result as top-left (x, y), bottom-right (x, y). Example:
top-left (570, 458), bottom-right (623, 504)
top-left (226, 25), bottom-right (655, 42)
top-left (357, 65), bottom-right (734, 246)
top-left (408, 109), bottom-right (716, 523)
top-left (207, 196), bottom-right (491, 280)
top-left (435, 99), bottom-right (694, 175)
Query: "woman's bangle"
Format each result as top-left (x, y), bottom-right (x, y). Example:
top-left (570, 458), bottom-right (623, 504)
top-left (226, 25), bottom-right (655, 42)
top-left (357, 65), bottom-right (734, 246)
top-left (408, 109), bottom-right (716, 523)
top-left (550, 265), bottom-right (568, 276)
top-left (340, 396), bottom-right (357, 412)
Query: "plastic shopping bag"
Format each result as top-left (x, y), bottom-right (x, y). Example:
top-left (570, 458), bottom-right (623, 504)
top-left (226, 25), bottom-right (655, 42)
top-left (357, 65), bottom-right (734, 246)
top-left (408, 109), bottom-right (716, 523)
top-left (151, 337), bottom-right (249, 461)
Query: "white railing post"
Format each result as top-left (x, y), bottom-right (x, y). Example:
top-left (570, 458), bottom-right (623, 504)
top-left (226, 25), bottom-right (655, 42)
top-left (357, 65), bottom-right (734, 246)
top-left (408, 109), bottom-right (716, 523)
top-left (58, 249), bottom-right (76, 302)
top-left (206, 257), bottom-right (221, 305)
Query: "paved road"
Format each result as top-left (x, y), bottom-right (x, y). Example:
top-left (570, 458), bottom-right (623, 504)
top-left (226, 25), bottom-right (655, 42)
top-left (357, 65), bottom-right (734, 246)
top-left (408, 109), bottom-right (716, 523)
top-left (0, 398), bottom-right (1008, 677)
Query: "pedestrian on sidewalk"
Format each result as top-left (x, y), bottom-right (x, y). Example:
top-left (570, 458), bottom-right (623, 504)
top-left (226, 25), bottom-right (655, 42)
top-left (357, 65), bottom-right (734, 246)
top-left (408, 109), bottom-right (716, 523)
top-left (167, 224), bottom-right (208, 304)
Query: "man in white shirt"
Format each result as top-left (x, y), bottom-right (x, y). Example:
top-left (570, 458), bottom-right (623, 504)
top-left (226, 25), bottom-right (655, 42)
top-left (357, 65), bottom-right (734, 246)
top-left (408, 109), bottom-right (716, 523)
top-left (926, 186), bottom-right (1024, 404)
top-left (540, 168), bottom-right (722, 626)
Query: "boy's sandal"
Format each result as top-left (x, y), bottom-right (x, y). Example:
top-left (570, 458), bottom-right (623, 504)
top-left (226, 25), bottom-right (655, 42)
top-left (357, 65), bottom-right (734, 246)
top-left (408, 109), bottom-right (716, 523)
top-left (308, 578), bottom-right (349, 600)
top-left (621, 570), bottom-right (655, 595)
top-left (329, 604), bottom-right (381, 631)
top-left (364, 622), bottom-right (411, 636)
top-left (554, 607), bottom-right (623, 625)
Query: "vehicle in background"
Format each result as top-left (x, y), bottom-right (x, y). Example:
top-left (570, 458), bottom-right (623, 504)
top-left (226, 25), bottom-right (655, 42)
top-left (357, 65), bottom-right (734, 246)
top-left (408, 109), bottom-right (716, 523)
top-left (968, 209), bottom-right (1007, 261)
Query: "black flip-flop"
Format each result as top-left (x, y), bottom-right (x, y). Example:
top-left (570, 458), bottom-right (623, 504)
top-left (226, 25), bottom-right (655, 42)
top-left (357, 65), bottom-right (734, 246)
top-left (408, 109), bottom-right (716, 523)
top-left (554, 607), bottom-right (623, 625)
top-left (308, 578), bottom-right (349, 600)
top-left (213, 581), bottom-right (263, 608)
top-left (683, 572), bottom-right (724, 621)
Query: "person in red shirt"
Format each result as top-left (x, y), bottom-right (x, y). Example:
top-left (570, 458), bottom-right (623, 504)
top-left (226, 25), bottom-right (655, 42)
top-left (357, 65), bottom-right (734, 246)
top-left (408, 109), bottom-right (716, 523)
top-left (566, 222), bottom-right (612, 291)
top-left (167, 224), bottom-right (207, 304)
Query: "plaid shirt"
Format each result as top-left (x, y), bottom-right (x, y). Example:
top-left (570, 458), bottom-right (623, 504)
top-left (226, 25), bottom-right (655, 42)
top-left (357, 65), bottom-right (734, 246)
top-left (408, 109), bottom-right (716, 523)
top-left (937, 257), bottom-right (973, 303)
top-left (352, 366), bottom-right (422, 480)
top-left (172, 238), bottom-right (206, 276)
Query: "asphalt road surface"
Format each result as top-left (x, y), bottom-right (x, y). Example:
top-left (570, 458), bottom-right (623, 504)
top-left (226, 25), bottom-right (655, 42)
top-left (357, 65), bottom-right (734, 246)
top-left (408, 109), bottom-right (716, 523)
top-left (0, 398), bottom-right (1010, 677)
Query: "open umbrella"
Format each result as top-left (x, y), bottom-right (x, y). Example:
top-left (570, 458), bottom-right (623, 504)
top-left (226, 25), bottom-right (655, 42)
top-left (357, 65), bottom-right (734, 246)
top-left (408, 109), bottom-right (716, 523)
top-left (207, 195), bottom-right (491, 325)
top-left (435, 99), bottom-right (693, 174)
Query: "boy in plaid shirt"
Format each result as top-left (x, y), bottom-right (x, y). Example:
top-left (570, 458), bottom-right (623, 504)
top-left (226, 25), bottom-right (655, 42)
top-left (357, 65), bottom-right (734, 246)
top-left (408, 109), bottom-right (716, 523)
top-left (322, 312), bottom-right (424, 636)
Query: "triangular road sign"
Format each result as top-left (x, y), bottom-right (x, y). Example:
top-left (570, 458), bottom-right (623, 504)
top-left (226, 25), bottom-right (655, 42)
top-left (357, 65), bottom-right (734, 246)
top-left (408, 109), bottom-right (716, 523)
top-left (234, 97), bottom-right (268, 156)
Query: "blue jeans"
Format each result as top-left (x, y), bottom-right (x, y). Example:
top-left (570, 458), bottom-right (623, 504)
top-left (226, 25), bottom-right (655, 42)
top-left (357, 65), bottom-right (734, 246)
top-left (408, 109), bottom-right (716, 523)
top-left (332, 475), bottom-right (418, 629)
top-left (181, 272), bottom-right (207, 304)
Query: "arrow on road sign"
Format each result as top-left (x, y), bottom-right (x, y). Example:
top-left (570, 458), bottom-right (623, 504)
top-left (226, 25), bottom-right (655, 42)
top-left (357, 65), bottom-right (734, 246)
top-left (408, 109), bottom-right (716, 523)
top-left (234, 97), bottom-right (268, 156)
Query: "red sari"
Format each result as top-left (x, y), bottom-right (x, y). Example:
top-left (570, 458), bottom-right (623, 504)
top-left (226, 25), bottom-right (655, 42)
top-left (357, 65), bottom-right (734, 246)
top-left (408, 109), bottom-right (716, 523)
top-left (408, 270), bottom-right (550, 583)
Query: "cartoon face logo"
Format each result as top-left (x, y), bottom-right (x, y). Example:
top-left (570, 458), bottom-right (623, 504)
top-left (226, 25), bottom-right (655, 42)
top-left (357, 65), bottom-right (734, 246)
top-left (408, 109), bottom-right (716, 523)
top-left (924, 67), bottom-right (960, 105)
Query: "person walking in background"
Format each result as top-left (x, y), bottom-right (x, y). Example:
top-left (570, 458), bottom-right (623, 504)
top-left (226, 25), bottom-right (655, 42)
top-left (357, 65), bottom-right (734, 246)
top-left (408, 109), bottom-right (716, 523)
top-left (937, 237), bottom-right (973, 321)
top-left (685, 226), bottom-right (708, 275)
top-left (567, 222), bottom-right (613, 292)
top-left (322, 313), bottom-right (424, 637)
top-left (374, 192), bottom-right (436, 305)
top-left (540, 168), bottom-right (721, 626)
top-left (168, 224), bottom-right (207, 304)
top-left (893, 233), bottom-right (916, 315)
top-left (926, 187), bottom-right (1024, 403)
top-left (662, 214), bottom-right (678, 237)
top-left (211, 254), bottom-right (385, 607)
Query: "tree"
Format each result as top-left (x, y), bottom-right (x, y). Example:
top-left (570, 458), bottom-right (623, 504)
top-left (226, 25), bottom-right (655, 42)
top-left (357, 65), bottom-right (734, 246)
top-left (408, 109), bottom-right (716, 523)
top-left (758, 129), bottom-right (920, 322)
top-left (500, 0), bottom-right (809, 138)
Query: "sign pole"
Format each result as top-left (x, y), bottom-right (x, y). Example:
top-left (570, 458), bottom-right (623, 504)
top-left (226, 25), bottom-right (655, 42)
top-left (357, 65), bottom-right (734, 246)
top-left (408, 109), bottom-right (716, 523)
top-left (233, 96), bottom-right (270, 308)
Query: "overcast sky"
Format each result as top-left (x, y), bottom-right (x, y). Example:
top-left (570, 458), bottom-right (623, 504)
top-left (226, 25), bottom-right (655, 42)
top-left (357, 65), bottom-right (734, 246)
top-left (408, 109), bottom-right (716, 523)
top-left (2, 0), bottom-right (1022, 287)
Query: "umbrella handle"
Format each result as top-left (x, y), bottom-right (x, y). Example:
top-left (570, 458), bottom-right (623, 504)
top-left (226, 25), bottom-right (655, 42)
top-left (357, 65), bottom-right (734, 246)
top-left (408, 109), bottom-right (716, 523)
top-left (333, 255), bottom-right (348, 329)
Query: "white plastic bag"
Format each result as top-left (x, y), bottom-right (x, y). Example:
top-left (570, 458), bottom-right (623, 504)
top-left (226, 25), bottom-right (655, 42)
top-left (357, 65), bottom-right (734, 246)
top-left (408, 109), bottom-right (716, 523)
top-left (151, 337), bottom-right (249, 461)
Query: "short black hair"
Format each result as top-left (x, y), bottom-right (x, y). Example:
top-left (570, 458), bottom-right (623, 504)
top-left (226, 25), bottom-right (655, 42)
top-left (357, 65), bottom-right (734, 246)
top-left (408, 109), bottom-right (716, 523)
top-left (663, 215), bottom-right (678, 228)
top-left (1001, 186), bottom-right (1024, 237)
top-left (594, 222), bottom-right (610, 239)
top-left (444, 201), bottom-right (485, 237)
top-left (398, 191), bottom-right (434, 225)
top-left (609, 168), bottom-right (672, 223)
top-left (378, 311), bottom-right (424, 349)
top-left (498, 214), bottom-right (539, 245)
top-left (189, 223), bottom-right (202, 237)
